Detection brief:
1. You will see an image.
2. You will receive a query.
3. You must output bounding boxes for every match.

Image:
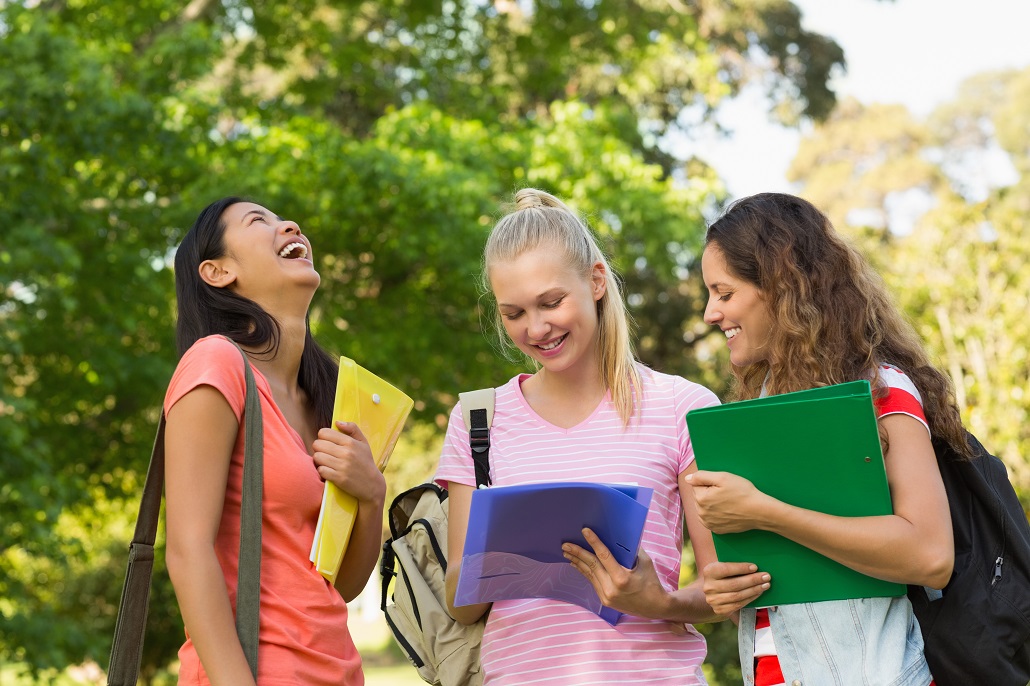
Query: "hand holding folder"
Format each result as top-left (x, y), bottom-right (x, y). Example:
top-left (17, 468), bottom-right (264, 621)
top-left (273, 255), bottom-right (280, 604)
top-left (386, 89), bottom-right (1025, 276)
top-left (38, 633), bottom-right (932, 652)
top-left (686, 381), bottom-right (905, 607)
top-left (454, 482), bottom-right (653, 625)
top-left (309, 357), bottom-right (413, 584)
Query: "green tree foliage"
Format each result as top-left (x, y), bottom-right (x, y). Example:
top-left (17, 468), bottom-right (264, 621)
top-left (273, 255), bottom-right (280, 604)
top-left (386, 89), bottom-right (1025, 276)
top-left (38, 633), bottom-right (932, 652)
top-left (787, 68), bottom-right (1030, 505)
top-left (1, 0), bottom-right (848, 677)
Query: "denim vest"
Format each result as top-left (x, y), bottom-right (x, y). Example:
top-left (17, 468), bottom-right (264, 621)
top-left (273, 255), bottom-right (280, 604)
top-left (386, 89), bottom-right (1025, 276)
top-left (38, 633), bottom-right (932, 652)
top-left (738, 597), bottom-right (932, 686)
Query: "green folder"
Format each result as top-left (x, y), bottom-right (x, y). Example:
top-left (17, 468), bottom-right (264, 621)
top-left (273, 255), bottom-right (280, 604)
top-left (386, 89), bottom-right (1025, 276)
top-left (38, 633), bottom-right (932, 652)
top-left (686, 380), bottom-right (905, 608)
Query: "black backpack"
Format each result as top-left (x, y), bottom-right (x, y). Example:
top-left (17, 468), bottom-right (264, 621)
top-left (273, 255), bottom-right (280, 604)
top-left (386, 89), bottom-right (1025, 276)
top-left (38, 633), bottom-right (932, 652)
top-left (907, 431), bottom-right (1030, 686)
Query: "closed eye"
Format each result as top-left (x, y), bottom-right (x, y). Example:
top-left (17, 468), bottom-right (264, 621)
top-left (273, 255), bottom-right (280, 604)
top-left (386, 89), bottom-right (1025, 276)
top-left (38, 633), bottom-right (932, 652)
top-left (718, 292), bottom-right (732, 302)
top-left (502, 310), bottom-right (523, 321)
top-left (542, 296), bottom-right (565, 309)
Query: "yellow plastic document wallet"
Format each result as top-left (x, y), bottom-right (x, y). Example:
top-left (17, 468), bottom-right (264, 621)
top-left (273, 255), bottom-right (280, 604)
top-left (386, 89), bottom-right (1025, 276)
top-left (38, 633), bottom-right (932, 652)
top-left (309, 356), bottom-right (413, 584)
top-left (686, 380), bottom-right (906, 607)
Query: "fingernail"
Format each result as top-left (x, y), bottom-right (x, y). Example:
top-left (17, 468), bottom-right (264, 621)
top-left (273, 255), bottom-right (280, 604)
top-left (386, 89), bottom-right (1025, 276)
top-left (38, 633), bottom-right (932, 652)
top-left (762, 582), bottom-right (770, 589)
top-left (762, 574), bottom-right (770, 582)
top-left (749, 564), bottom-right (758, 572)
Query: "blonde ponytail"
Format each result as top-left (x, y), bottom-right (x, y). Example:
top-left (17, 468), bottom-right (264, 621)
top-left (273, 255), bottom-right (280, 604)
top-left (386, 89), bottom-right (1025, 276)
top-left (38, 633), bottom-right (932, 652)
top-left (484, 188), bottom-right (641, 425)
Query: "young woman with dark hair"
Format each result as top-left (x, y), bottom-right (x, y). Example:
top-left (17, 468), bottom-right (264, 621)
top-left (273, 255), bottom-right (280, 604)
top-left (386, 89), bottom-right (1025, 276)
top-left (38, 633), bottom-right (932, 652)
top-left (164, 197), bottom-right (384, 685)
top-left (690, 192), bottom-right (961, 686)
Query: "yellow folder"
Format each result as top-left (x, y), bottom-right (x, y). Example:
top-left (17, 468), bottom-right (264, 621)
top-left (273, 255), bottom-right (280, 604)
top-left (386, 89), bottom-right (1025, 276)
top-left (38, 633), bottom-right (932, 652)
top-left (686, 380), bottom-right (905, 607)
top-left (309, 356), bottom-right (413, 584)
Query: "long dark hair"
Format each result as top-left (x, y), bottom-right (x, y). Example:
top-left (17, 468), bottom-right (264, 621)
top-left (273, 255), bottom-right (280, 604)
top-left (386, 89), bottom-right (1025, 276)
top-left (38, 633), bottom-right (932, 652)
top-left (706, 192), bottom-right (971, 458)
top-left (174, 196), bottom-right (338, 428)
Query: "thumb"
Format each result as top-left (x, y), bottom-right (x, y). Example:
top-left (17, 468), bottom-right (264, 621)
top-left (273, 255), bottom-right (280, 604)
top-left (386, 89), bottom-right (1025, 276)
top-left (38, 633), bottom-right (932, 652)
top-left (334, 420), bottom-right (369, 444)
top-left (686, 470), bottom-right (720, 487)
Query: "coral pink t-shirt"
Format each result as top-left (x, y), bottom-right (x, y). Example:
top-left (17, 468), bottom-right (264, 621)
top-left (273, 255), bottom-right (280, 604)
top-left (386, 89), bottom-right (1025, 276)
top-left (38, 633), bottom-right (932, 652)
top-left (435, 366), bottom-right (720, 685)
top-left (164, 336), bottom-right (362, 685)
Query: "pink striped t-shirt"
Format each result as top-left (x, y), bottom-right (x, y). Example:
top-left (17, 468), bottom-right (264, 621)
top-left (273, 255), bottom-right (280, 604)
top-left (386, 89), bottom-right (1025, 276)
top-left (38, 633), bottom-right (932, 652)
top-left (435, 366), bottom-right (720, 685)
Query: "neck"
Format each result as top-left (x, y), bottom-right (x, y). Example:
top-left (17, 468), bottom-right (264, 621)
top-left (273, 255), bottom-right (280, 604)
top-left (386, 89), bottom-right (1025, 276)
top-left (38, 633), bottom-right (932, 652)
top-left (533, 353), bottom-right (606, 407)
top-left (244, 313), bottom-right (309, 398)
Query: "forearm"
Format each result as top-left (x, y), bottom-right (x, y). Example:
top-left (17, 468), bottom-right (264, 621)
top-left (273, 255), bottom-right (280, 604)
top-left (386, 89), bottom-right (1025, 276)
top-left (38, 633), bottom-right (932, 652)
top-left (760, 498), bottom-right (953, 587)
top-left (653, 579), bottom-right (725, 625)
top-left (445, 563), bottom-right (490, 625)
top-left (334, 494), bottom-right (386, 601)
top-left (167, 547), bottom-right (256, 686)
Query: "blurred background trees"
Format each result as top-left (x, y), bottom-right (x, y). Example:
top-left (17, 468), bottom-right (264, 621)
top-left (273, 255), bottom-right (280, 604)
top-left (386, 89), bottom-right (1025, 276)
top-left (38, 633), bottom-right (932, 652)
top-left (1, 0), bottom-right (1027, 682)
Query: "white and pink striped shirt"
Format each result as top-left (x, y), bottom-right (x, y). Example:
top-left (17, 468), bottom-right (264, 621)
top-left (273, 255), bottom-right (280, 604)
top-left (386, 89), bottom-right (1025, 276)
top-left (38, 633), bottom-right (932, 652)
top-left (435, 366), bottom-right (720, 685)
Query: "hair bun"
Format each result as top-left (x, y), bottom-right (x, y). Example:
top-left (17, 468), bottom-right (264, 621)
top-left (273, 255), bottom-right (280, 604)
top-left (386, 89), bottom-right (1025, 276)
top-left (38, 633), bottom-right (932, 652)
top-left (514, 188), bottom-right (547, 210)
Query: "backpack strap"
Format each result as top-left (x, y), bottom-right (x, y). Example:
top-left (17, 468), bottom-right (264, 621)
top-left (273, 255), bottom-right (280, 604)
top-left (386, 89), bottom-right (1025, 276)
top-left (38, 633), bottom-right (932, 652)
top-left (459, 388), bottom-right (495, 489)
top-left (107, 338), bottom-right (263, 684)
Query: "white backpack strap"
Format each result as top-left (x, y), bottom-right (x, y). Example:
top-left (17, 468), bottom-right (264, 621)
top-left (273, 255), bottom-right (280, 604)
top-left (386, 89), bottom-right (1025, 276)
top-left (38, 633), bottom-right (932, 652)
top-left (459, 388), bottom-right (495, 431)
top-left (458, 388), bottom-right (495, 488)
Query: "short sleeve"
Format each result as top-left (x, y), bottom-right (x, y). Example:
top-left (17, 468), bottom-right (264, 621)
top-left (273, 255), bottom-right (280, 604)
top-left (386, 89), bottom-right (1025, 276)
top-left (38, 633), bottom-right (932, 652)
top-left (163, 335), bottom-right (248, 420)
top-left (433, 401), bottom-right (476, 489)
top-left (874, 365), bottom-right (930, 436)
top-left (676, 377), bottom-right (721, 474)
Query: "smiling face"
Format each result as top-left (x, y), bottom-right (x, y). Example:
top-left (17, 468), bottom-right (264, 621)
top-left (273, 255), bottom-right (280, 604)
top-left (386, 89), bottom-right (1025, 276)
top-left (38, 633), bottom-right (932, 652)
top-left (202, 202), bottom-right (320, 306)
top-left (489, 244), bottom-right (606, 377)
top-left (701, 243), bottom-right (774, 368)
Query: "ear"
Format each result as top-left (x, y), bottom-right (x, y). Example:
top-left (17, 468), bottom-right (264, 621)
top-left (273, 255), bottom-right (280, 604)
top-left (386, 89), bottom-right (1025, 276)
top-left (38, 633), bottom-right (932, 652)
top-left (198, 259), bottom-right (237, 289)
top-left (590, 261), bottom-right (607, 302)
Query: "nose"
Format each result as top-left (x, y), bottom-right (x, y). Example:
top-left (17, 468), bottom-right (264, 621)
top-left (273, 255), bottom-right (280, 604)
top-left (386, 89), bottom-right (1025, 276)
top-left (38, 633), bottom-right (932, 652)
top-left (527, 310), bottom-right (550, 340)
top-left (703, 297), bottom-right (721, 326)
top-left (279, 219), bottom-right (302, 236)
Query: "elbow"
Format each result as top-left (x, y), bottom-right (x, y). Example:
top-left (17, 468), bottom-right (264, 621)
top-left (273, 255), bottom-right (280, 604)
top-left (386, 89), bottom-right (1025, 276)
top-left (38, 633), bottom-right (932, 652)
top-left (165, 540), bottom-right (195, 590)
top-left (449, 602), bottom-right (489, 625)
top-left (917, 549), bottom-right (954, 590)
top-left (924, 560), bottom-right (954, 591)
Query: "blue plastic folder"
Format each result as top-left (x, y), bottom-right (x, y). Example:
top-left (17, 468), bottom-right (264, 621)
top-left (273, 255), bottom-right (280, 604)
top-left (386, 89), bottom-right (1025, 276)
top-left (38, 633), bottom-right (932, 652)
top-left (454, 482), bottom-right (653, 625)
top-left (686, 380), bottom-right (906, 608)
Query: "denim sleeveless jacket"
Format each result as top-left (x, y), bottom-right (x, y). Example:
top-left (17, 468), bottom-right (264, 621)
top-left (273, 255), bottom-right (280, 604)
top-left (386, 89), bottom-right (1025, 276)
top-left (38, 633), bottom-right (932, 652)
top-left (738, 597), bottom-right (932, 686)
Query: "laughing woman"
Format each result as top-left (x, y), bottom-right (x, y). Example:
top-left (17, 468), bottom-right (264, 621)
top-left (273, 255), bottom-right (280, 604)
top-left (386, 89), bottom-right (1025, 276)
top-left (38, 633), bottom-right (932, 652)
top-left (163, 197), bottom-right (384, 685)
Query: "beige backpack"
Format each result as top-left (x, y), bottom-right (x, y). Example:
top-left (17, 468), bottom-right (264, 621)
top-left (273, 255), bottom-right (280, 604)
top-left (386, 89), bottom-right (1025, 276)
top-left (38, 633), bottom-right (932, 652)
top-left (380, 389), bottom-right (494, 685)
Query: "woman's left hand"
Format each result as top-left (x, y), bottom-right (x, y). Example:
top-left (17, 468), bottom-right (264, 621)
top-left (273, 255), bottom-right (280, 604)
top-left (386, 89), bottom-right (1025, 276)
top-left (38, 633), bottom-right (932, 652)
top-left (688, 470), bottom-right (770, 534)
top-left (563, 528), bottom-right (675, 625)
top-left (312, 421), bottom-right (386, 506)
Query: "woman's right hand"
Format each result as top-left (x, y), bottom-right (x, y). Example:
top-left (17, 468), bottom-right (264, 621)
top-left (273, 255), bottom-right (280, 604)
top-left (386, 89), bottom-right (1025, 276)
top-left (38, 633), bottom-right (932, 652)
top-left (701, 561), bottom-right (770, 616)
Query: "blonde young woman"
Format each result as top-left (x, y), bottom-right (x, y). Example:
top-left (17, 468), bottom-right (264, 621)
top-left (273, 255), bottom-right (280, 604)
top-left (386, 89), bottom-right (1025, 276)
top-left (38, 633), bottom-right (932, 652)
top-left (434, 188), bottom-right (740, 684)
top-left (690, 193), bottom-right (963, 686)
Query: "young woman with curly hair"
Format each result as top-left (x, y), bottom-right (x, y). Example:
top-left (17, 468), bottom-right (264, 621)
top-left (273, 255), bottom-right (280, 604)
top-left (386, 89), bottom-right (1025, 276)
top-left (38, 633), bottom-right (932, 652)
top-left (688, 193), bottom-right (966, 686)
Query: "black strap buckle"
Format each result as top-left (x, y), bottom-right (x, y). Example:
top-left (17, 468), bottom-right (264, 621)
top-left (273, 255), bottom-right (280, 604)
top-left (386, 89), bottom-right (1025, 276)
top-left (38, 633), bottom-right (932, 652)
top-left (469, 426), bottom-right (490, 453)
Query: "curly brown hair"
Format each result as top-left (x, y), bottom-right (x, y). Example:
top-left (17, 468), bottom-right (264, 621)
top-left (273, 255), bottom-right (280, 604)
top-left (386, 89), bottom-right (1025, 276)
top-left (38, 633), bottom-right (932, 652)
top-left (705, 192), bottom-right (971, 458)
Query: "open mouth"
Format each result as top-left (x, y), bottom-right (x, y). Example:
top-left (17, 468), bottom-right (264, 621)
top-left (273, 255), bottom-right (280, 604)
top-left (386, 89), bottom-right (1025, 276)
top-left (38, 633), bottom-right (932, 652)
top-left (278, 242), bottom-right (308, 260)
top-left (537, 333), bottom-right (568, 351)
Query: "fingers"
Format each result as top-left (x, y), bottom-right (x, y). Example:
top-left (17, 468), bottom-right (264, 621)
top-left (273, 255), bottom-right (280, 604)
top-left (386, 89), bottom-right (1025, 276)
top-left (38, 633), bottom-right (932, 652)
top-left (315, 421), bottom-right (368, 447)
top-left (311, 422), bottom-right (382, 503)
top-left (701, 561), bottom-right (770, 616)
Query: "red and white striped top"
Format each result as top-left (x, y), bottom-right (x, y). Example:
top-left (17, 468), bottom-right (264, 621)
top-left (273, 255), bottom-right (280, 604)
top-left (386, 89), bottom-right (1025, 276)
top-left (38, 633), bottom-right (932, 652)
top-left (753, 365), bottom-right (931, 686)
top-left (435, 366), bottom-right (719, 685)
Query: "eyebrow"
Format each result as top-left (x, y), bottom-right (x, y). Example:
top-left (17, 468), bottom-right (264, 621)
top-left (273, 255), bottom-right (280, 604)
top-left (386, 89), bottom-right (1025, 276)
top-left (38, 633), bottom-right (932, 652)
top-left (241, 209), bottom-right (284, 222)
top-left (497, 288), bottom-right (565, 308)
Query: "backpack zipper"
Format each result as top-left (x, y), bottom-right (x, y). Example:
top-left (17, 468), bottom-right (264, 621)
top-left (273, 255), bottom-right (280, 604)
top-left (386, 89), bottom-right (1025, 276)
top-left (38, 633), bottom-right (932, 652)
top-left (992, 556), bottom-right (1004, 586)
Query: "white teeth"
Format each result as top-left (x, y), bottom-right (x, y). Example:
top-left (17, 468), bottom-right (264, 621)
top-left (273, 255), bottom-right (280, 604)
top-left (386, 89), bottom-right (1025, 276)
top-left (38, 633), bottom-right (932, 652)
top-left (278, 242), bottom-right (307, 259)
top-left (725, 327), bottom-right (741, 339)
top-left (539, 334), bottom-right (566, 351)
